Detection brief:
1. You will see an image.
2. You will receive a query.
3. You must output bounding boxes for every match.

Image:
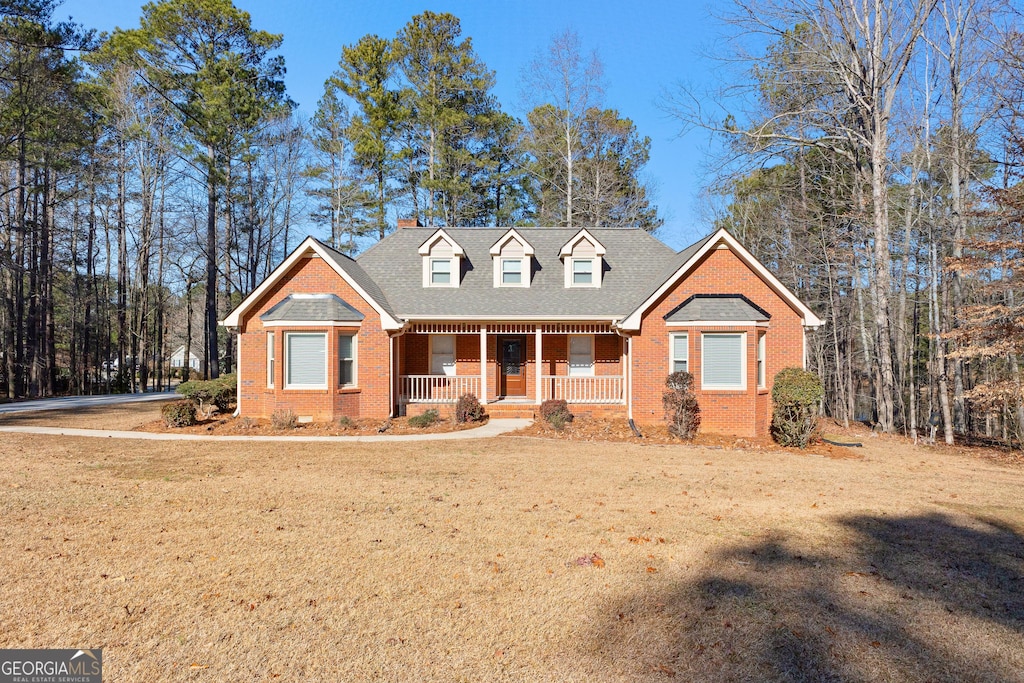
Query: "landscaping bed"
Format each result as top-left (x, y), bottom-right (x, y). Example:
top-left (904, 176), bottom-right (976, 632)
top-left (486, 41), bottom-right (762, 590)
top-left (135, 412), bottom-right (488, 436)
top-left (509, 415), bottom-right (862, 459)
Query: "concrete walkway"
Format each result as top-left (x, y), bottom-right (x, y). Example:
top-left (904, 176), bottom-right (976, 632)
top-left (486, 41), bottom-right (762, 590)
top-left (0, 391), bottom-right (177, 414)
top-left (0, 418), bottom-right (533, 442)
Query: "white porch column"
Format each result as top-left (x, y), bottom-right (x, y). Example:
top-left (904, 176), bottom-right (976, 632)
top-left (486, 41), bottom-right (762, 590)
top-left (535, 326), bottom-right (543, 404)
top-left (479, 325), bottom-right (488, 404)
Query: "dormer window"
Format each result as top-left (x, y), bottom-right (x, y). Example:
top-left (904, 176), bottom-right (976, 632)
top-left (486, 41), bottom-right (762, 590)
top-left (419, 229), bottom-right (464, 288)
top-left (430, 258), bottom-right (452, 285)
top-left (560, 229), bottom-right (606, 288)
top-left (571, 258), bottom-right (593, 285)
top-left (490, 228), bottom-right (534, 288)
top-left (501, 258), bottom-right (522, 285)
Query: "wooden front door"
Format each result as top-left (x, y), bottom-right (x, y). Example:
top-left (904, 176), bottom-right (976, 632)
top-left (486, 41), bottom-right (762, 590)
top-left (499, 337), bottom-right (527, 397)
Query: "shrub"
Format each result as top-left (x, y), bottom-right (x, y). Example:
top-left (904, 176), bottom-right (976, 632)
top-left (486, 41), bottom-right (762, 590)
top-left (662, 372), bottom-right (700, 439)
top-left (540, 399), bottom-right (574, 430)
top-left (337, 415), bottom-right (355, 429)
top-left (177, 374), bottom-right (236, 414)
top-left (771, 367), bottom-right (824, 448)
top-left (409, 409), bottom-right (440, 428)
top-left (454, 393), bottom-right (485, 424)
top-left (270, 409), bottom-right (297, 430)
top-left (161, 400), bottom-right (197, 428)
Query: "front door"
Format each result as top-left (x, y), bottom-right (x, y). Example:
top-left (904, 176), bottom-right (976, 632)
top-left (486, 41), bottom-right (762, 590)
top-left (500, 337), bottom-right (527, 397)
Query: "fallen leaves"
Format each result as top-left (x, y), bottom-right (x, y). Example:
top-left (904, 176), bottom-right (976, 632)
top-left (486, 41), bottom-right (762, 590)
top-left (568, 553), bottom-right (605, 568)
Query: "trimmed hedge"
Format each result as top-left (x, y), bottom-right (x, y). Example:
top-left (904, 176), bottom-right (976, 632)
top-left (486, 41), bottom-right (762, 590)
top-left (455, 393), bottom-right (486, 424)
top-left (771, 367), bottom-right (823, 448)
top-left (409, 409), bottom-right (440, 428)
top-left (539, 399), bottom-right (574, 430)
top-left (177, 373), bottom-right (236, 412)
top-left (662, 371), bottom-right (700, 439)
top-left (162, 400), bottom-right (197, 428)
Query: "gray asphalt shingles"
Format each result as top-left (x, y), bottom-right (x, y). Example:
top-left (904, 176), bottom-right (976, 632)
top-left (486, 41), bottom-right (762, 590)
top-left (260, 294), bottom-right (365, 322)
top-left (354, 227), bottom-right (682, 319)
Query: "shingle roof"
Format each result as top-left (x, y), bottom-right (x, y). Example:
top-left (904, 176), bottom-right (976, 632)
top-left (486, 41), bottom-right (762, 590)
top-left (663, 294), bottom-right (771, 323)
top-left (356, 227), bottom-right (678, 318)
top-left (317, 242), bottom-right (398, 319)
top-left (260, 294), bottom-right (365, 322)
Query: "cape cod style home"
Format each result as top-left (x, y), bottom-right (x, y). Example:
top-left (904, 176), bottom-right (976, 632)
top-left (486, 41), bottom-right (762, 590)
top-left (222, 224), bottom-right (823, 436)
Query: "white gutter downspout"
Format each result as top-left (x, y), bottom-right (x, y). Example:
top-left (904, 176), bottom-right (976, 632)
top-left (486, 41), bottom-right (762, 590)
top-left (233, 331), bottom-right (241, 417)
top-left (389, 335), bottom-right (395, 418)
top-left (613, 326), bottom-right (632, 421)
top-left (388, 324), bottom-right (410, 418)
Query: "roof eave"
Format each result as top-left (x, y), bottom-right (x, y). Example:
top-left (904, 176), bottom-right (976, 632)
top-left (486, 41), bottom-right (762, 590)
top-left (619, 228), bottom-right (825, 332)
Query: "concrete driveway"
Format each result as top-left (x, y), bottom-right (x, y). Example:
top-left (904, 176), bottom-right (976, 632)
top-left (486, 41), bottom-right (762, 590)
top-left (0, 391), bottom-right (178, 414)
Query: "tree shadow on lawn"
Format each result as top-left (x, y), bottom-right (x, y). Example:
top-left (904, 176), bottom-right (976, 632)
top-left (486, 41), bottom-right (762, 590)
top-left (591, 513), bottom-right (1024, 681)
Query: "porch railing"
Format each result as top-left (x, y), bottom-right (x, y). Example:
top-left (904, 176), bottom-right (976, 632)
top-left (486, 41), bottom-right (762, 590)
top-left (400, 375), bottom-right (481, 403)
top-left (540, 375), bottom-right (624, 404)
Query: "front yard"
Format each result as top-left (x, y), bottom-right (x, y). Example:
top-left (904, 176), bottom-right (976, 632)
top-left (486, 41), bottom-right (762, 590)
top-left (1, 409), bottom-right (1022, 681)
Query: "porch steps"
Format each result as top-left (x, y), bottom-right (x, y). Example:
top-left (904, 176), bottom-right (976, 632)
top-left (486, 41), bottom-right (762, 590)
top-left (484, 403), bottom-right (537, 419)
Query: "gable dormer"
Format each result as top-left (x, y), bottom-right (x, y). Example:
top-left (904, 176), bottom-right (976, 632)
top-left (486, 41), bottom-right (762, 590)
top-left (418, 229), bottom-right (465, 288)
top-left (560, 229), bottom-right (606, 288)
top-left (489, 228), bottom-right (535, 288)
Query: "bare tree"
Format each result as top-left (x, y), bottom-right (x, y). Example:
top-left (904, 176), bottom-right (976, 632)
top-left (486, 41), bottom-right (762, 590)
top-left (520, 29), bottom-right (604, 227)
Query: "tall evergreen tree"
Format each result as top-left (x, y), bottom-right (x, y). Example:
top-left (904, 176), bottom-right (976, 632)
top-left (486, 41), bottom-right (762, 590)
top-left (104, 0), bottom-right (286, 378)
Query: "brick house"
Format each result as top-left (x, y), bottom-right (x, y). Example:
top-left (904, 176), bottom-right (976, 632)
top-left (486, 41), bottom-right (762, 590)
top-left (222, 225), bottom-right (822, 436)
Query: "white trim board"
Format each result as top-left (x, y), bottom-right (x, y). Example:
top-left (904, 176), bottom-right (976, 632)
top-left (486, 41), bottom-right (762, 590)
top-left (619, 228), bottom-right (824, 331)
top-left (221, 237), bottom-right (403, 331)
top-left (261, 320), bottom-right (363, 328)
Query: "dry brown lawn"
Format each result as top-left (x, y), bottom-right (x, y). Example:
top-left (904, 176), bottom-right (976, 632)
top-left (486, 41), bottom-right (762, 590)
top-left (2, 412), bottom-right (1023, 681)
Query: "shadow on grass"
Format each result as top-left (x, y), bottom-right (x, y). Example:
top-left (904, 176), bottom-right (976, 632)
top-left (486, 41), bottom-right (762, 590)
top-left (592, 514), bottom-right (1024, 681)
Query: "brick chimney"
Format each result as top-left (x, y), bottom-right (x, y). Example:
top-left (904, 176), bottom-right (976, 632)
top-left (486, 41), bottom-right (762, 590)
top-left (397, 217), bottom-right (422, 228)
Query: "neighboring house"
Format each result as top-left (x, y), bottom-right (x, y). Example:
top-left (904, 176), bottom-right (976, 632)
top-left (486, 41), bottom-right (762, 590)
top-left (169, 345), bottom-right (202, 372)
top-left (222, 225), bottom-right (823, 436)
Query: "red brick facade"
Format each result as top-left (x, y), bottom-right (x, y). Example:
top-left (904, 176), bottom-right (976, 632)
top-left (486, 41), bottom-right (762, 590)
top-left (237, 255), bottom-right (391, 421)
top-left (629, 247), bottom-right (804, 436)
top-left (232, 238), bottom-right (811, 436)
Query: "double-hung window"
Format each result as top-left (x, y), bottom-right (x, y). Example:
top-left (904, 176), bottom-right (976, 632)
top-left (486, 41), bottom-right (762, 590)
top-left (339, 333), bottom-right (356, 387)
top-left (702, 332), bottom-right (746, 390)
top-left (430, 258), bottom-right (452, 285)
top-left (757, 333), bottom-right (766, 388)
top-left (286, 332), bottom-right (328, 389)
top-left (670, 333), bottom-right (688, 373)
top-left (267, 332), bottom-right (275, 387)
top-left (568, 335), bottom-right (595, 377)
top-left (431, 335), bottom-right (456, 376)
top-left (572, 259), bottom-right (593, 285)
top-left (501, 258), bottom-right (522, 285)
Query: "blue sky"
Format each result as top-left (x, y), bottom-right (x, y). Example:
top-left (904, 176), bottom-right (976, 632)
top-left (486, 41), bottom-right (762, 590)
top-left (60, 0), bottom-right (722, 249)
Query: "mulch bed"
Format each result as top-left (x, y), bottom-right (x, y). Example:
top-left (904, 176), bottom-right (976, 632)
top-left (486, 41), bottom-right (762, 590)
top-left (508, 415), bottom-right (862, 459)
top-left (136, 413), bottom-right (488, 437)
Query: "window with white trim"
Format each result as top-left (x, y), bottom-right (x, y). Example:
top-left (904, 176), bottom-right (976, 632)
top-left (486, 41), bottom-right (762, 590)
top-left (757, 333), bottom-right (766, 388)
top-left (430, 258), bottom-right (452, 285)
top-left (572, 258), bottom-right (594, 285)
top-left (568, 335), bottom-right (595, 377)
top-left (701, 332), bottom-right (746, 390)
top-left (267, 331), bottom-right (275, 387)
top-left (285, 332), bottom-right (328, 389)
top-left (501, 258), bottom-right (523, 285)
top-left (339, 333), bottom-right (356, 387)
top-left (670, 333), bottom-right (688, 373)
top-left (430, 334), bottom-right (456, 376)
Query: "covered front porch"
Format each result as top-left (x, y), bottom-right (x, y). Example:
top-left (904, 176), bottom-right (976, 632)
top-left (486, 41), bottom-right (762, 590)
top-left (395, 322), bottom-right (628, 411)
